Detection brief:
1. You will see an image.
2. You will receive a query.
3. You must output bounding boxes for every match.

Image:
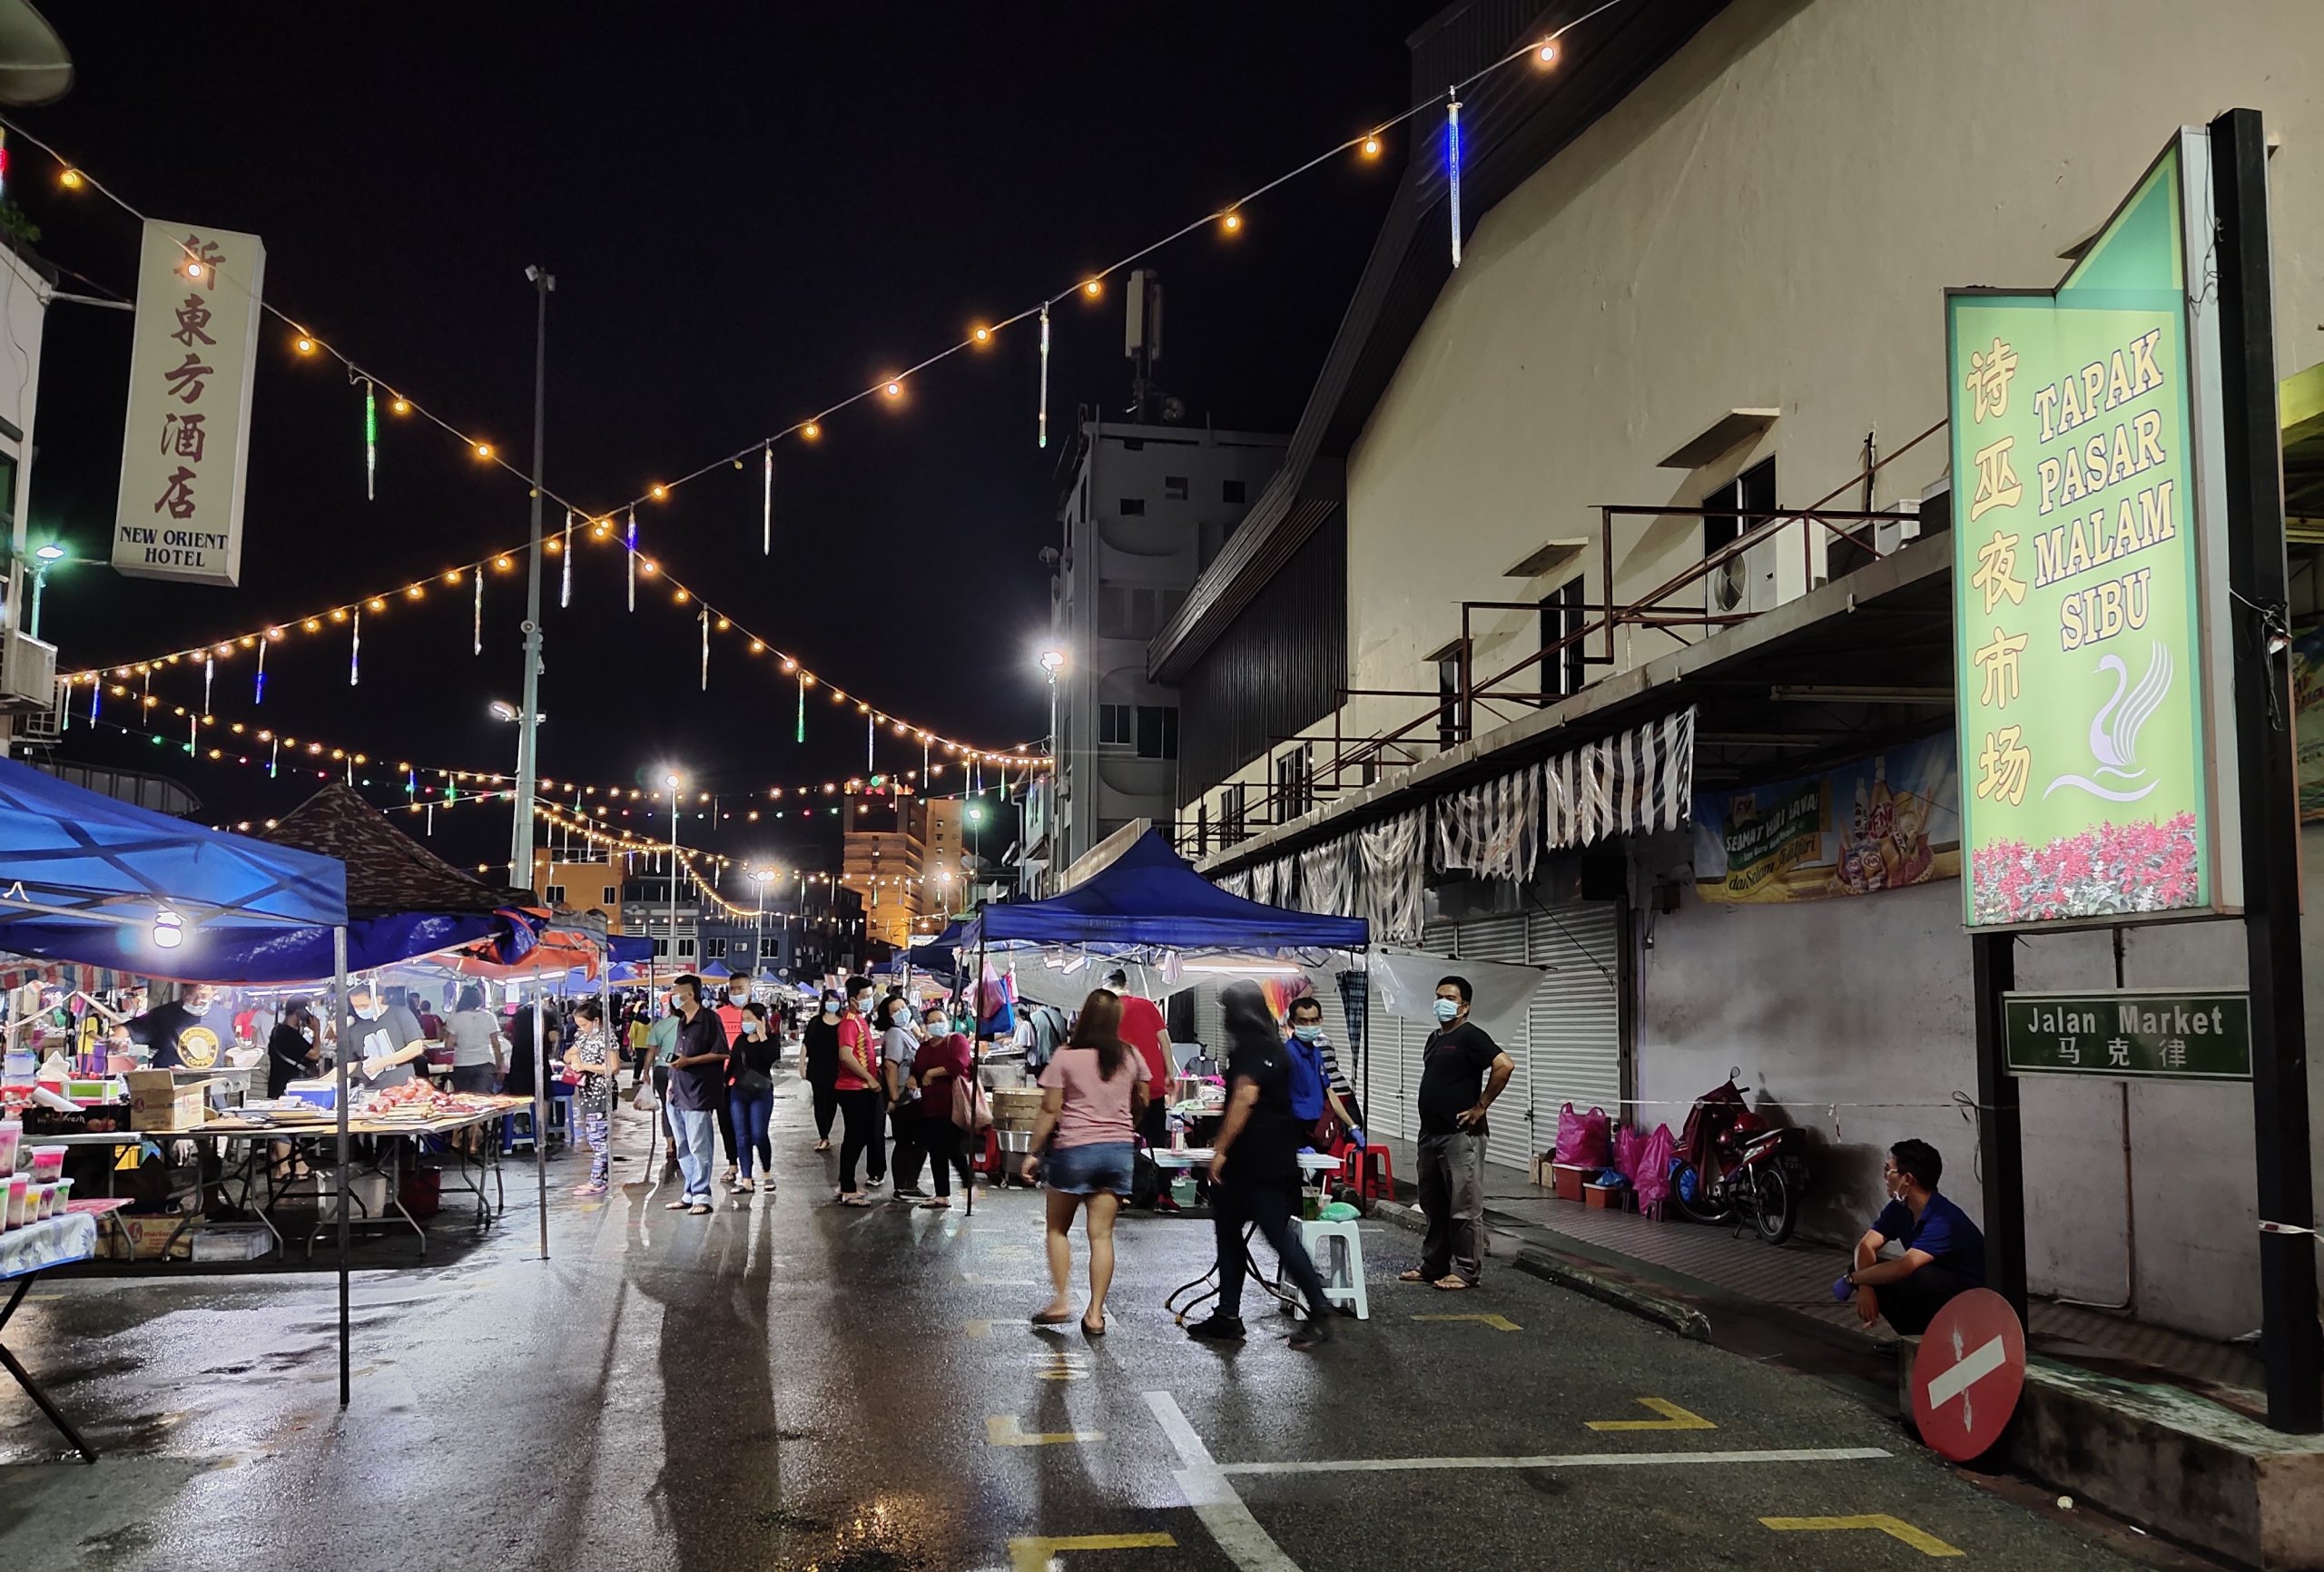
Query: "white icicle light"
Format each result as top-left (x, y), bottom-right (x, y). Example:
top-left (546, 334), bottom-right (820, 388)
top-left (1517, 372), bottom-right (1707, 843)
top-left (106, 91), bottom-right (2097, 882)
top-left (1038, 303), bottom-right (1051, 449)
top-left (1446, 88), bottom-right (1464, 269)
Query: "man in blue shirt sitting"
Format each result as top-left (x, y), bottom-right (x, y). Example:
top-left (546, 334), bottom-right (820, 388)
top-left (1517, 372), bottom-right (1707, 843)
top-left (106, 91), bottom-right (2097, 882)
top-left (1844, 1138), bottom-right (1986, 1335)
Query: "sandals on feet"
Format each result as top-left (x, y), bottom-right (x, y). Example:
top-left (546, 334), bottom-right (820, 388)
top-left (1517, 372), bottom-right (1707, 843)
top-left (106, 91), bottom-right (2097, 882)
top-left (1398, 1269), bottom-right (1431, 1282)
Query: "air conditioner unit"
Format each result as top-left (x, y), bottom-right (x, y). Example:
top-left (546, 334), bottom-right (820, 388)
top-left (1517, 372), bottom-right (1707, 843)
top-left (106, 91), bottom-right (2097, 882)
top-left (0, 630), bottom-right (54, 709)
top-left (1874, 497), bottom-right (1924, 556)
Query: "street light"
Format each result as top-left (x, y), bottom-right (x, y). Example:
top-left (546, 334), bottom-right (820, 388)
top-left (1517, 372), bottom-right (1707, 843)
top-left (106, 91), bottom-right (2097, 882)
top-left (27, 544), bottom-right (64, 640)
top-left (664, 772), bottom-right (682, 984)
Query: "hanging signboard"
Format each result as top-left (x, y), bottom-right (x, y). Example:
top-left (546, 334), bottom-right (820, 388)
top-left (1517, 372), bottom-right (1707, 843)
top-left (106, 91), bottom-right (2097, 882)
top-left (1947, 131), bottom-right (2240, 929)
top-left (2003, 989), bottom-right (2251, 1081)
top-left (1692, 733), bottom-right (1959, 904)
top-left (111, 221), bottom-right (265, 587)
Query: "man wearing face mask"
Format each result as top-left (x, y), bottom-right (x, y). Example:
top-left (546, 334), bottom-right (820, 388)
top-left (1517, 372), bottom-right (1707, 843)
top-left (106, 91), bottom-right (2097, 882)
top-left (1842, 1139), bottom-right (1985, 1334)
top-left (113, 983), bottom-right (227, 1070)
top-left (1283, 997), bottom-right (1364, 1146)
top-left (344, 980), bottom-right (429, 1090)
top-left (801, 989), bottom-right (844, 1151)
top-left (1401, 976), bottom-right (1512, 1292)
top-left (832, 977), bottom-right (888, 1200)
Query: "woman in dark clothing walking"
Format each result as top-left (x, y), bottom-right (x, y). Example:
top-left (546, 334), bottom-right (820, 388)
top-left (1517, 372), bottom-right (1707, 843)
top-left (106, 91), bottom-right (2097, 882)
top-left (799, 989), bottom-right (843, 1151)
top-left (728, 1001), bottom-right (780, 1195)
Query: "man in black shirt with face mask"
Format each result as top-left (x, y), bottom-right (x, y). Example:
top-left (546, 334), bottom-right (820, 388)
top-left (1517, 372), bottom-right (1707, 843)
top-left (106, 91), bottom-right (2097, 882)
top-left (1402, 975), bottom-right (1512, 1292)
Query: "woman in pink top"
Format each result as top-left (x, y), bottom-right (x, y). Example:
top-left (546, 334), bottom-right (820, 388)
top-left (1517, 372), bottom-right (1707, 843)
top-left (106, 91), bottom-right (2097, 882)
top-left (1022, 988), bottom-right (1150, 1335)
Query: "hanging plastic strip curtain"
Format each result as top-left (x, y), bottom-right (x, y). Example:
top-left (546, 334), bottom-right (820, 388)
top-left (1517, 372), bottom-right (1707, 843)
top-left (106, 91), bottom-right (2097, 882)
top-left (1357, 808), bottom-right (1425, 944)
top-left (1541, 706), bottom-right (1697, 851)
top-left (1215, 870), bottom-right (1251, 900)
top-left (1246, 860), bottom-right (1275, 907)
top-left (1433, 761), bottom-right (1541, 882)
top-left (1298, 837), bottom-right (1358, 918)
top-left (1267, 856), bottom-right (1297, 909)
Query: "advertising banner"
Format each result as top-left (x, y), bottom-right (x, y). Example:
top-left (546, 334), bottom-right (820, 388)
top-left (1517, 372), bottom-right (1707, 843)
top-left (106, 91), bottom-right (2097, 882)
top-left (112, 220), bottom-right (265, 587)
top-left (1947, 134), bottom-right (2232, 928)
top-left (1693, 733), bottom-right (1959, 905)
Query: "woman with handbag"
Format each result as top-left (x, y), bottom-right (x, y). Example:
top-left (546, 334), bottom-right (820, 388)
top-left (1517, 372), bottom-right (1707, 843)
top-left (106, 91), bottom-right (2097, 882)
top-left (561, 998), bottom-right (616, 1197)
top-left (1020, 988), bottom-right (1151, 1336)
top-left (911, 1002), bottom-right (978, 1209)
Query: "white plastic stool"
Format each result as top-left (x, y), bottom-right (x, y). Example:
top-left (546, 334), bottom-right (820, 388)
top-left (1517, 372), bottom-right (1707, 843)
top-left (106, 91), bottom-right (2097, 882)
top-left (1287, 1217), bottom-right (1368, 1321)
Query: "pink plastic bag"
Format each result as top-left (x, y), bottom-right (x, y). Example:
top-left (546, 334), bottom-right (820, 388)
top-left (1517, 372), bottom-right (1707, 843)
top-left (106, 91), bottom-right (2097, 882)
top-left (1611, 1124), bottom-right (1647, 1184)
top-left (1631, 1124), bottom-right (1677, 1218)
top-left (1553, 1103), bottom-right (1611, 1167)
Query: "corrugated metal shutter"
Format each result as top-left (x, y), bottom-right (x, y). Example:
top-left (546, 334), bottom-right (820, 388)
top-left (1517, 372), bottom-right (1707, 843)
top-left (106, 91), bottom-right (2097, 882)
top-left (1527, 903), bottom-right (1622, 1135)
top-left (1449, 914), bottom-right (1535, 1172)
top-left (1192, 980), bottom-right (1223, 1062)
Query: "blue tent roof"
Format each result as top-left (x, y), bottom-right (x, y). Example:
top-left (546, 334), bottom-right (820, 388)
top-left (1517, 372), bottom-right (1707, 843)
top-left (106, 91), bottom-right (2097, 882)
top-left (0, 756), bottom-right (349, 979)
top-left (962, 829), bottom-right (1367, 953)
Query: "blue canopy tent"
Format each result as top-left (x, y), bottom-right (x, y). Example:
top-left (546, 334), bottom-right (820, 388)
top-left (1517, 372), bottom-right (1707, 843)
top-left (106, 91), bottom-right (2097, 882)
top-left (960, 829), bottom-right (1367, 955)
top-left (0, 757), bottom-right (347, 979)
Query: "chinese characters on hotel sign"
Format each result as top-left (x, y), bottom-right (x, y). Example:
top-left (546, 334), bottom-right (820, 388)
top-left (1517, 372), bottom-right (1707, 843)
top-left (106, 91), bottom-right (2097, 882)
top-left (2004, 990), bottom-right (2251, 1081)
top-left (1946, 134), bottom-right (2237, 929)
top-left (111, 220), bottom-right (265, 587)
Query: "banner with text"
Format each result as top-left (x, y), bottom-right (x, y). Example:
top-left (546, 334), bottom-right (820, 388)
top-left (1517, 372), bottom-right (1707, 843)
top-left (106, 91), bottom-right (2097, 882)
top-left (1693, 733), bottom-right (1959, 904)
top-left (112, 220), bottom-right (265, 587)
top-left (1946, 135), bottom-right (2222, 928)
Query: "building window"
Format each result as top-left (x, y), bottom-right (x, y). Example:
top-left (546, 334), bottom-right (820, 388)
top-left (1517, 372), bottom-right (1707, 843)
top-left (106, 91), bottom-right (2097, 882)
top-left (544, 884), bottom-right (566, 906)
top-left (1437, 651), bottom-right (1466, 749)
top-left (1222, 782), bottom-right (1246, 845)
top-left (704, 937), bottom-right (727, 959)
top-left (601, 885), bottom-right (618, 906)
top-left (1098, 702), bottom-right (1134, 747)
top-left (1135, 704), bottom-right (1179, 760)
top-left (1275, 744), bottom-right (1313, 820)
top-left (1703, 457), bottom-right (1775, 615)
top-left (651, 937), bottom-right (670, 958)
top-left (1118, 496), bottom-right (1147, 516)
top-left (1164, 475), bottom-right (1188, 500)
top-left (676, 938), bottom-right (696, 961)
top-left (1540, 578), bottom-right (1586, 697)
top-left (1223, 478), bottom-right (1246, 505)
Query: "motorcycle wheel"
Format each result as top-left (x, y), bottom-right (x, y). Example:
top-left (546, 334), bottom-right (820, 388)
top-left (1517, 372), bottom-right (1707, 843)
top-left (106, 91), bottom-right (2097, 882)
top-left (1750, 1163), bottom-right (1797, 1244)
top-left (1670, 1162), bottom-right (1731, 1225)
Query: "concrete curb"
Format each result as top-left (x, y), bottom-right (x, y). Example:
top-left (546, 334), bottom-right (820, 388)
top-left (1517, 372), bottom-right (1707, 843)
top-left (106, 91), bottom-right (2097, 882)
top-left (1369, 1197), bottom-right (1712, 1342)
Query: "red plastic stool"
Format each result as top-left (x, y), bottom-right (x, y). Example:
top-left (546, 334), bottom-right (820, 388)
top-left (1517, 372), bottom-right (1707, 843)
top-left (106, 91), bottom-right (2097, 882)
top-left (1346, 1145), bottom-right (1395, 1201)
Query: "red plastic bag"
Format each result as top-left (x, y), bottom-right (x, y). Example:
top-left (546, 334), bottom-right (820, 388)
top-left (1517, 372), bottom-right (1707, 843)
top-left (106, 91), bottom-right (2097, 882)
top-left (1612, 1124), bottom-right (1647, 1184)
top-left (1553, 1103), bottom-right (1611, 1167)
top-left (1632, 1124), bottom-right (1677, 1218)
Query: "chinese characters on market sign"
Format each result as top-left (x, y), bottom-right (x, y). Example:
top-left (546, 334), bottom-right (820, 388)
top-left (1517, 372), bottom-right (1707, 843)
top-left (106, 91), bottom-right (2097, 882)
top-left (2003, 990), bottom-right (2251, 1081)
top-left (1947, 135), bottom-right (2231, 929)
top-left (111, 220), bottom-right (265, 587)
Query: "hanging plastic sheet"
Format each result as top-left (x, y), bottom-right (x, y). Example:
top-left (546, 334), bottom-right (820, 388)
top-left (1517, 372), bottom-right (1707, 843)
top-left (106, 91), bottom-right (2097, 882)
top-left (1357, 809), bottom-right (1425, 944)
top-left (1434, 762), bottom-right (1541, 882)
top-left (1368, 943), bottom-right (1548, 1044)
top-left (1298, 837), bottom-right (1357, 918)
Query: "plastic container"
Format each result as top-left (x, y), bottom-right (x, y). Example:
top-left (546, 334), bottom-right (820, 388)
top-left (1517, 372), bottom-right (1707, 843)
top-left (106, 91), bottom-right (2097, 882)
top-left (5, 1174), bottom-right (26, 1228)
top-left (28, 1182), bottom-right (52, 1221)
top-left (0, 1119), bottom-right (19, 1174)
top-left (51, 1177), bottom-right (72, 1213)
top-left (25, 1145), bottom-right (64, 1182)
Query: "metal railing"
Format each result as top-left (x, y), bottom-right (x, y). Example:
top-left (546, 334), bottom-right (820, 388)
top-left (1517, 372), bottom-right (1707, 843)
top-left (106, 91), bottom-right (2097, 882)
top-left (1175, 422), bottom-right (1947, 861)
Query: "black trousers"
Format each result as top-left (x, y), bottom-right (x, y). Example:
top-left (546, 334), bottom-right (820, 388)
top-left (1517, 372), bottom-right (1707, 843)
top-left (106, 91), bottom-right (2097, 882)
top-left (1877, 1263), bottom-right (1975, 1336)
top-left (836, 1088), bottom-right (884, 1191)
top-left (920, 1117), bottom-right (972, 1198)
top-left (889, 1102), bottom-right (926, 1190)
top-left (809, 1076), bottom-right (839, 1140)
top-left (714, 1095), bottom-right (737, 1164)
top-left (1212, 1180), bottom-right (1330, 1321)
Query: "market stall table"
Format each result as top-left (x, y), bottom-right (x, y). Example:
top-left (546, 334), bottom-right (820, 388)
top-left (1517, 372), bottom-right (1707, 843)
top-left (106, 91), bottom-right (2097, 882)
top-left (0, 1199), bottom-right (129, 1460)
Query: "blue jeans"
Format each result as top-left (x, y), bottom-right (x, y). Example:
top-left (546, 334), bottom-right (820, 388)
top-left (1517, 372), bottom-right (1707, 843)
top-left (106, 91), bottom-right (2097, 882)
top-left (730, 1087), bottom-right (773, 1180)
top-left (671, 1107), bottom-right (718, 1204)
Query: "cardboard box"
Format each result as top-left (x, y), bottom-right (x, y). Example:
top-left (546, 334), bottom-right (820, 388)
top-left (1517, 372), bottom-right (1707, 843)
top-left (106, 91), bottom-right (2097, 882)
top-left (990, 1088), bottom-right (1046, 1133)
top-left (1551, 1163), bottom-right (1590, 1204)
top-left (111, 1212), bottom-right (197, 1261)
top-left (126, 1071), bottom-right (213, 1132)
top-left (1530, 1154), bottom-right (1555, 1189)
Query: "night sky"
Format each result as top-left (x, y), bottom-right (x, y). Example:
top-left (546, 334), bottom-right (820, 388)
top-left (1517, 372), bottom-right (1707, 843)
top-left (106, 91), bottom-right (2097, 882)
top-left (16, 4), bottom-right (1435, 884)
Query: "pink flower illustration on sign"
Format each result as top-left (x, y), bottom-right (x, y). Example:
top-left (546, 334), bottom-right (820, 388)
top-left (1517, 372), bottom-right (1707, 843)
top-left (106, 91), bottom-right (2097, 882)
top-left (1970, 812), bottom-right (2199, 925)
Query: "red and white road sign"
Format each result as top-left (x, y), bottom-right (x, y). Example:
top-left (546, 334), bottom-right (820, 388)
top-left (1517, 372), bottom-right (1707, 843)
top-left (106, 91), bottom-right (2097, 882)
top-left (1910, 1287), bottom-right (2026, 1461)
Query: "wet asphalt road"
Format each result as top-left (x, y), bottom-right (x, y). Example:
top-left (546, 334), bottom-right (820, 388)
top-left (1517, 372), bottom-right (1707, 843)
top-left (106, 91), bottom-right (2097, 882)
top-left (1, 1073), bottom-right (2150, 1572)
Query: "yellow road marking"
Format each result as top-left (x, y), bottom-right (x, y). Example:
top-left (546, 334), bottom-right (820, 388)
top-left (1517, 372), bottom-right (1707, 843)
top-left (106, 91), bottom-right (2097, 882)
top-left (1761, 1515), bottom-right (1964, 1557)
top-left (1009, 1532), bottom-right (1176, 1572)
top-left (1586, 1397), bottom-right (1715, 1432)
top-left (987, 1414), bottom-right (1105, 1447)
top-left (1411, 1312), bottom-right (1522, 1331)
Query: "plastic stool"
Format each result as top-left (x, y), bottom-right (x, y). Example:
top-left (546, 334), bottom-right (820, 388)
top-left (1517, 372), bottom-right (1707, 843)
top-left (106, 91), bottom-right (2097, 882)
top-left (1346, 1145), bottom-right (1395, 1202)
top-left (1287, 1217), bottom-right (1368, 1321)
top-left (501, 1106), bottom-right (537, 1155)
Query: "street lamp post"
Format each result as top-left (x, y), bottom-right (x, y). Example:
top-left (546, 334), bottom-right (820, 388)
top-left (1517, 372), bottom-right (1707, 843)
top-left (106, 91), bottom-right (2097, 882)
top-left (1038, 649), bottom-right (1066, 897)
top-left (509, 264), bottom-right (556, 889)
top-left (665, 773), bottom-right (682, 981)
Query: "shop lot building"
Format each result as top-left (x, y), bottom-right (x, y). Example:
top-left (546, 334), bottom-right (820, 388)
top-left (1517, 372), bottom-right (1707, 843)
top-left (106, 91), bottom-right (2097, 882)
top-left (1157, 0), bottom-right (2324, 1347)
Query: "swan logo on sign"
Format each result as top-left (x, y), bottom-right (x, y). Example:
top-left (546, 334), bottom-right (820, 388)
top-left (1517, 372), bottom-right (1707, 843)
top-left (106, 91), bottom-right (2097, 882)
top-left (2043, 643), bottom-right (2169, 803)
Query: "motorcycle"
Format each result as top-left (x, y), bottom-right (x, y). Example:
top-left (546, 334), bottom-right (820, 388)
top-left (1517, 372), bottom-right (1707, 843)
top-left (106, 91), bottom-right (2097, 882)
top-left (1670, 1069), bottom-right (1809, 1244)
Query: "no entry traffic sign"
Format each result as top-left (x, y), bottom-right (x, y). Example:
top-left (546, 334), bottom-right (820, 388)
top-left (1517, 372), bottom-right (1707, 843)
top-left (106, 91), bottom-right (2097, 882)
top-left (1910, 1288), bottom-right (2026, 1461)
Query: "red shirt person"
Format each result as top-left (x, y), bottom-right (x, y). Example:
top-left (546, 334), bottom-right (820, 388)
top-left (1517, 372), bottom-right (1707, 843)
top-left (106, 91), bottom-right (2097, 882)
top-left (1106, 968), bottom-right (1172, 1143)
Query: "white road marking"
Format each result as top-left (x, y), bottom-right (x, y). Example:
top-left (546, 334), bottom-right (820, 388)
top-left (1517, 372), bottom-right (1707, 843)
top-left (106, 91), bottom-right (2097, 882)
top-left (1925, 1334), bottom-right (2007, 1411)
top-left (1216, 1446), bottom-right (1891, 1476)
top-left (1143, 1390), bottom-right (1305, 1572)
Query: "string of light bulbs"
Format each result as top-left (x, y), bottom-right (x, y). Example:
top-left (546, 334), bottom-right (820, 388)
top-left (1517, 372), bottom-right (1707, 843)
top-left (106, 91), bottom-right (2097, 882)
top-left (5, 5), bottom-right (1616, 573)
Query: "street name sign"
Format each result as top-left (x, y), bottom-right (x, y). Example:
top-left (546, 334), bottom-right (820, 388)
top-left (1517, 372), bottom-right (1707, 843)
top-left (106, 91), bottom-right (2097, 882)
top-left (2003, 988), bottom-right (2250, 1080)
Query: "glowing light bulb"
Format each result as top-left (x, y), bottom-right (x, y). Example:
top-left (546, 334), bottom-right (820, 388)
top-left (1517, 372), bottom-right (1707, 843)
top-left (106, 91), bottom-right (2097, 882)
top-left (971, 325), bottom-right (991, 344)
top-left (1536, 40), bottom-right (1557, 65)
top-left (443, 569), bottom-right (461, 585)
top-left (59, 168), bottom-right (83, 190)
top-left (1082, 278), bottom-right (1102, 299)
top-left (1221, 209), bottom-right (1243, 233)
top-left (183, 261), bottom-right (203, 280)
top-left (802, 420), bottom-right (822, 440)
top-left (295, 335), bottom-right (316, 355)
top-left (475, 442), bottom-right (493, 459)
top-left (884, 380), bottom-right (902, 398)
top-left (495, 555), bottom-right (513, 571)
top-left (367, 596), bottom-right (385, 612)
top-left (650, 484), bottom-right (667, 500)
top-left (391, 396), bottom-right (409, 414)
top-left (1361, 133), bottom-right (1383, 159)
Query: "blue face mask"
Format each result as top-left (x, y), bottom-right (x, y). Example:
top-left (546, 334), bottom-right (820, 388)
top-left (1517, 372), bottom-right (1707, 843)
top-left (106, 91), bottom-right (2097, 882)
top-left (1433, 997), bottom-right (1460, 1023)
top-left (1293, 1025), bottom-right (1323, 1043)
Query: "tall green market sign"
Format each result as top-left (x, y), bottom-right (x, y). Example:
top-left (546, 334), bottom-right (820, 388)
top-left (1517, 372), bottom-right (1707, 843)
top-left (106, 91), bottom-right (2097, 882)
top-left (1947, 132), bottom-right (2241, 929)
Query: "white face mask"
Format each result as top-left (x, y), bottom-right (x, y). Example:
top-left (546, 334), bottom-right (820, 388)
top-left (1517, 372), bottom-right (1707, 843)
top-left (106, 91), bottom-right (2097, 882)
top-left (355, 1001), bottom-right (386, 1021)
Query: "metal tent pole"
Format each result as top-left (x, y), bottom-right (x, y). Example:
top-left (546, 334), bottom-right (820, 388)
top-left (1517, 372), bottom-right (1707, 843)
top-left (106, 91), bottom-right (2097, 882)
top-left (533, 987), bottom-right (549, 1260)
top-left (332, 926), bottom-right (350, 1409)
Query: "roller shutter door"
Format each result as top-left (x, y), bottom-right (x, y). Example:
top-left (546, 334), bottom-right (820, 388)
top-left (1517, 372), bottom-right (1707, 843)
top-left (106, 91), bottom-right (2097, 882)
top-left (1444, 913), bottom-right (1536, 1173)
top-left (1526, 903), bottom-right (1623, 1133)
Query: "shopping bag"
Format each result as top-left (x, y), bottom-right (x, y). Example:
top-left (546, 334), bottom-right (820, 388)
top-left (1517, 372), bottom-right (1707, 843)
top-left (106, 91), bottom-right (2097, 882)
top-left (1553, 1102), bottom-right (1611, 1167)
top-left (1632, 1124), bottom-right (1678, 1218)
top-left (1612, 1123), bottom-right (1647, 1184)
top-left (951, 1072), bottom-right (992, 1135)
top-left (631, 1082), bottom-right (660, 1113)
